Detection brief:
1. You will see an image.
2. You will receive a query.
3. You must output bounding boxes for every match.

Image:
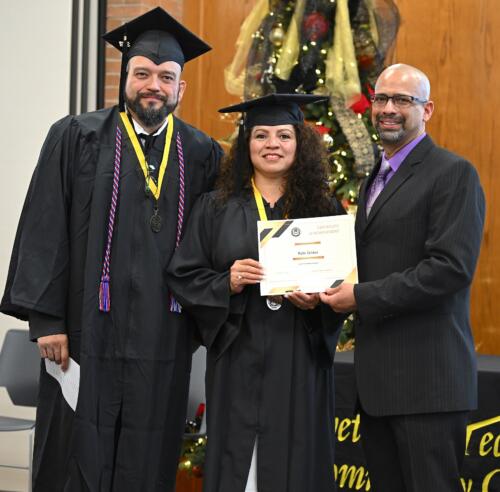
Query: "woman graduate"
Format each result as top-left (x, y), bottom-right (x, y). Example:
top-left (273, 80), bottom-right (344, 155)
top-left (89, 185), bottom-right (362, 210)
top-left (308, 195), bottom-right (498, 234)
top-left (167, 94), bottom-right (345, 492)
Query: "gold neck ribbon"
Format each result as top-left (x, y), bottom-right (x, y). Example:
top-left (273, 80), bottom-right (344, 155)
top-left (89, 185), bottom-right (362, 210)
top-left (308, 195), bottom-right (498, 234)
top-left (119, 112), bottom-right (174, 200)
top-left (251, 178), bottom-right (268, 221)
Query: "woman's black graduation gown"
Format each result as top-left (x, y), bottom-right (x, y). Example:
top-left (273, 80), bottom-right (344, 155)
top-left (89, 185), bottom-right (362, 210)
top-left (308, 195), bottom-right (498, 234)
top-left (0, 107), bottom-right (221, 492)
top-left (167, 192), bottom-right (344, 492)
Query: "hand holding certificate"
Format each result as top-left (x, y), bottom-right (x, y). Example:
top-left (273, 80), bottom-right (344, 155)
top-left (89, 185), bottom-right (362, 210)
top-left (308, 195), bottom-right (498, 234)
top-left (258, 214), bottom-right (357, 295)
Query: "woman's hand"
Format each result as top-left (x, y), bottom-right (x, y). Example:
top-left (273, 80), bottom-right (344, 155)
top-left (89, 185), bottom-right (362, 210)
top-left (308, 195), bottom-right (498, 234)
top-left (229, 259), bottom-right (264, 294)
top-left (286, 291), bottom-right (320, 310)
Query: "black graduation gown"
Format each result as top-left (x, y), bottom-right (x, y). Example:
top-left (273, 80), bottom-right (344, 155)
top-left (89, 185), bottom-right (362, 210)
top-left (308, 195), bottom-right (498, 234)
top-left (0, 106), bottom-right (222, 492)
top-left (167, 192), bottom-right (344, 492)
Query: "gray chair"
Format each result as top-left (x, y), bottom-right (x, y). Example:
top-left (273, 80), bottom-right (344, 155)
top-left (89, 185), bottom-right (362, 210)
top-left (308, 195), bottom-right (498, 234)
top-left (0, 329), bottom-right (40, 492)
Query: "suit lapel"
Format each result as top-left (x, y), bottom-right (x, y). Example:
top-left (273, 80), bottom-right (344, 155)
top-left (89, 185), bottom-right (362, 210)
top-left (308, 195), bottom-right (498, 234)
top-left (365, 161), bottom-right (415, 223)
top-left (355, 163), bottom-right (377, 236)
top-left (362, 136), bottom-right (435, 226)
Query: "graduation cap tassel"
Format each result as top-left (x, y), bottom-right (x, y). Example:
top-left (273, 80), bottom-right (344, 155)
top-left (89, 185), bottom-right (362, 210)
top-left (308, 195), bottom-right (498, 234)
top-left (118, 34), bottom-right (130, 112)
top-left (169, 131), bottom-right (186, 314)
top-left (99, 275), bottom-right (111, 312)
top-left (169, 296), bottom-right (182, 313)
top-left (233, 120), bottom-right (247, 195)
top-left (99, 126), bottom-right (123, 312)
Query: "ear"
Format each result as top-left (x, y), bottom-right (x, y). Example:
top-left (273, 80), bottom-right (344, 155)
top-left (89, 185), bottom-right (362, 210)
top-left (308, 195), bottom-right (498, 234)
top-left (177, 80), bottom-right (187, 103)
top-left (422, 100), bottom-right (434, 123)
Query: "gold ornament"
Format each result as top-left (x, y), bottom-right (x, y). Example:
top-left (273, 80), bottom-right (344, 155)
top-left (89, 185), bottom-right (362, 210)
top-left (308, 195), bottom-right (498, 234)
top-left (269, 26), bottom-right (285, 47)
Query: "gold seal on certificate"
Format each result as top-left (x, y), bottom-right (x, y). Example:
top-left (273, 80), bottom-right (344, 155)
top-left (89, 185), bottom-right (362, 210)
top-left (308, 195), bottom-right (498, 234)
top-left (258, 215), bottom-right (358, 296)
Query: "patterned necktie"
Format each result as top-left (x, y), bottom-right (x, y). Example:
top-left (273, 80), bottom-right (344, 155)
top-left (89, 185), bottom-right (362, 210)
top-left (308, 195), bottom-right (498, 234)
top-left (138, 133), bottom-right (158, 177)
top-left (138, 133), bottom-right (154, 156)
top-left (366, 159), bottom-right (391, 216)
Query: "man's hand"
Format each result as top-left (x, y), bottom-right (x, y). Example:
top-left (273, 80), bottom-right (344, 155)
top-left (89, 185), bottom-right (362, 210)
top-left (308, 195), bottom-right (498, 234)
top-left (286, 291), bottom-right (320, 310)
top-left (37, 334), bottom-right (69, 371)
top-left (320, 283), bottom-right (357, 313)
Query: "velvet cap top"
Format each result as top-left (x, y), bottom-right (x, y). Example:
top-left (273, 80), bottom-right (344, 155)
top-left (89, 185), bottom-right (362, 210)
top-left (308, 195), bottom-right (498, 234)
top-left (218, 94), bottom-right (327, 128)
top-left (103, 7), bottom-right (211, 68)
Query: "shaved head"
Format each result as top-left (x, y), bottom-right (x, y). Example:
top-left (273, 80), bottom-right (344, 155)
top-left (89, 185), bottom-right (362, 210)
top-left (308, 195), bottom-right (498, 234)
top-left (376, 64), bottom-right (431, 100)
top-left (371, 63), bottom-right (434, 154)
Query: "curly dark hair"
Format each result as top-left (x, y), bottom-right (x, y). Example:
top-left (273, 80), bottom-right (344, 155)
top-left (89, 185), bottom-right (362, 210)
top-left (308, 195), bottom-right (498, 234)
top-left (215, 123), bottom-right (336, 218)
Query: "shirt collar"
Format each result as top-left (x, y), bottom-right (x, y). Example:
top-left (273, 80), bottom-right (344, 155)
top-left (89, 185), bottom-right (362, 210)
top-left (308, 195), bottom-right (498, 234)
top-left (383, 132), bottom-right (427, 173)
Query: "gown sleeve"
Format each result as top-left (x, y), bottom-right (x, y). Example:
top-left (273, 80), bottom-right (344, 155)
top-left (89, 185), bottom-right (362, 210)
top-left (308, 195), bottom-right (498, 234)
top-left (301, 196), bottom-right (348, 367)
top-left (167, 193), bottom-right (245, 357)
top-left (205, 139), bottom-right (223, 191)
top-left (0, 116), bottom-right (77, 340)
top-left (301, 307), bottom-right (346, 368)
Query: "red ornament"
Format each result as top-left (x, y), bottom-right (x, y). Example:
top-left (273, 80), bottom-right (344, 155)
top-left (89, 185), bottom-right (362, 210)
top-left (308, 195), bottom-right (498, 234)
top-left (350, 94), bottom-right (371, 114)
top-left (315, 124), bottom-right (331, 135)
top-left (195, 403), bottom-right (205, 419)
top-left (357, 54), bottom-right (374, 70)
top-left (303, 12), bottom-right (329, 42)
top-left (192, 465), bottom-right (203, 478)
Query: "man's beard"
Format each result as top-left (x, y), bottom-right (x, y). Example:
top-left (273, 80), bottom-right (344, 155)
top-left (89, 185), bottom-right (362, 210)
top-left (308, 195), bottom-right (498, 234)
top-left (375, 115), bottom-right (405, 144)
top-left (125, 91), bottom-right (178, 128)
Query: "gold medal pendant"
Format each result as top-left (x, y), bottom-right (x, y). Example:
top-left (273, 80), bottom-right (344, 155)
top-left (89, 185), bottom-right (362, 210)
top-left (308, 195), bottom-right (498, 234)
top-left (119, 112), bottom-right (173, 233)
top-left (252, 179), bottom-right (286, 312)
top-left (266, 295), bottom-right (283, 311)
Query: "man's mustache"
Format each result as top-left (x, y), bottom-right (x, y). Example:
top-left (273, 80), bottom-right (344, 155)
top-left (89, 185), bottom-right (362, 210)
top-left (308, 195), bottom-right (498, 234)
top-left (376, 115), bottom-right (404, 124)
top-left (139, 92), bottom-right (168, 102)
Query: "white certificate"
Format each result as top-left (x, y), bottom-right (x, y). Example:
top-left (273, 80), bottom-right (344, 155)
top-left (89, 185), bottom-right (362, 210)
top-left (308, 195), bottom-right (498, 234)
top-left (45, 357), bottom-right (80, 411)
top-left (258, 214), bottom-right (357, 295)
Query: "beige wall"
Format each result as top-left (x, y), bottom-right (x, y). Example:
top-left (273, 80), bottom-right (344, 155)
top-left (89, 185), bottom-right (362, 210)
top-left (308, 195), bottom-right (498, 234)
top-left (0, 1), bottom-right (73, 489)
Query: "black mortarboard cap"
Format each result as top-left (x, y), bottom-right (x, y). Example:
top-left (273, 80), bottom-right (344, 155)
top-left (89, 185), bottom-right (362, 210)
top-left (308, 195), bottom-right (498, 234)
top-left (103, 7), bottom-right (211, 110)
top-left (103, 7), bottom-right (211, 67)
top-left (219, 94), bottom-right (327, 195)
top-left (218, 93), bottom-right (327, 128)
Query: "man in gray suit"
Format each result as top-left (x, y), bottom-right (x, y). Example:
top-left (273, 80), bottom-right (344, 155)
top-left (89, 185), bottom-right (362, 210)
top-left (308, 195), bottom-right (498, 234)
top-left (321, 64), bottom-right (485, 491)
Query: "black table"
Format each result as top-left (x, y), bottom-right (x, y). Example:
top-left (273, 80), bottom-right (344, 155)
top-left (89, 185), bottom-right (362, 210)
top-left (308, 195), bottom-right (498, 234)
top-left (333, 351), bottom-right (500, 491)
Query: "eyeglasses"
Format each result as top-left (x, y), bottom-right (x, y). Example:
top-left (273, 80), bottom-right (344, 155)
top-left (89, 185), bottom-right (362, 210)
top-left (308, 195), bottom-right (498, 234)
top-left (370, 93), bottom-right (428, 108)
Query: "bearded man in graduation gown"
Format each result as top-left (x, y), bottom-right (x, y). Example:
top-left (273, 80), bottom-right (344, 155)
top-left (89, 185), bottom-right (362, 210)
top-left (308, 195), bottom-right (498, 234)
top-left (0, 8), bottom-right (222, 492)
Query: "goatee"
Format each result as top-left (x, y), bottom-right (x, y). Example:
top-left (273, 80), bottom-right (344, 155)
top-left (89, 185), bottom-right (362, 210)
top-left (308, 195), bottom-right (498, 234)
top-left (125, 91), bottom-right (178, 129)
top-left (375, 115), bottom-right (405, 144)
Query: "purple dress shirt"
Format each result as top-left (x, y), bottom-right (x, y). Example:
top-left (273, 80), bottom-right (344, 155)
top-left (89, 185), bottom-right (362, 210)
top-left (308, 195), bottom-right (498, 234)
top-left (366, 132), bottom-right (427, 215)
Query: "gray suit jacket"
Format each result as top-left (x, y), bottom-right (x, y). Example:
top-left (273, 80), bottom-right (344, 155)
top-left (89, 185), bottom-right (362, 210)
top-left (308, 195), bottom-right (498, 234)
top-left (353, 135), bottom-right (485, 416)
